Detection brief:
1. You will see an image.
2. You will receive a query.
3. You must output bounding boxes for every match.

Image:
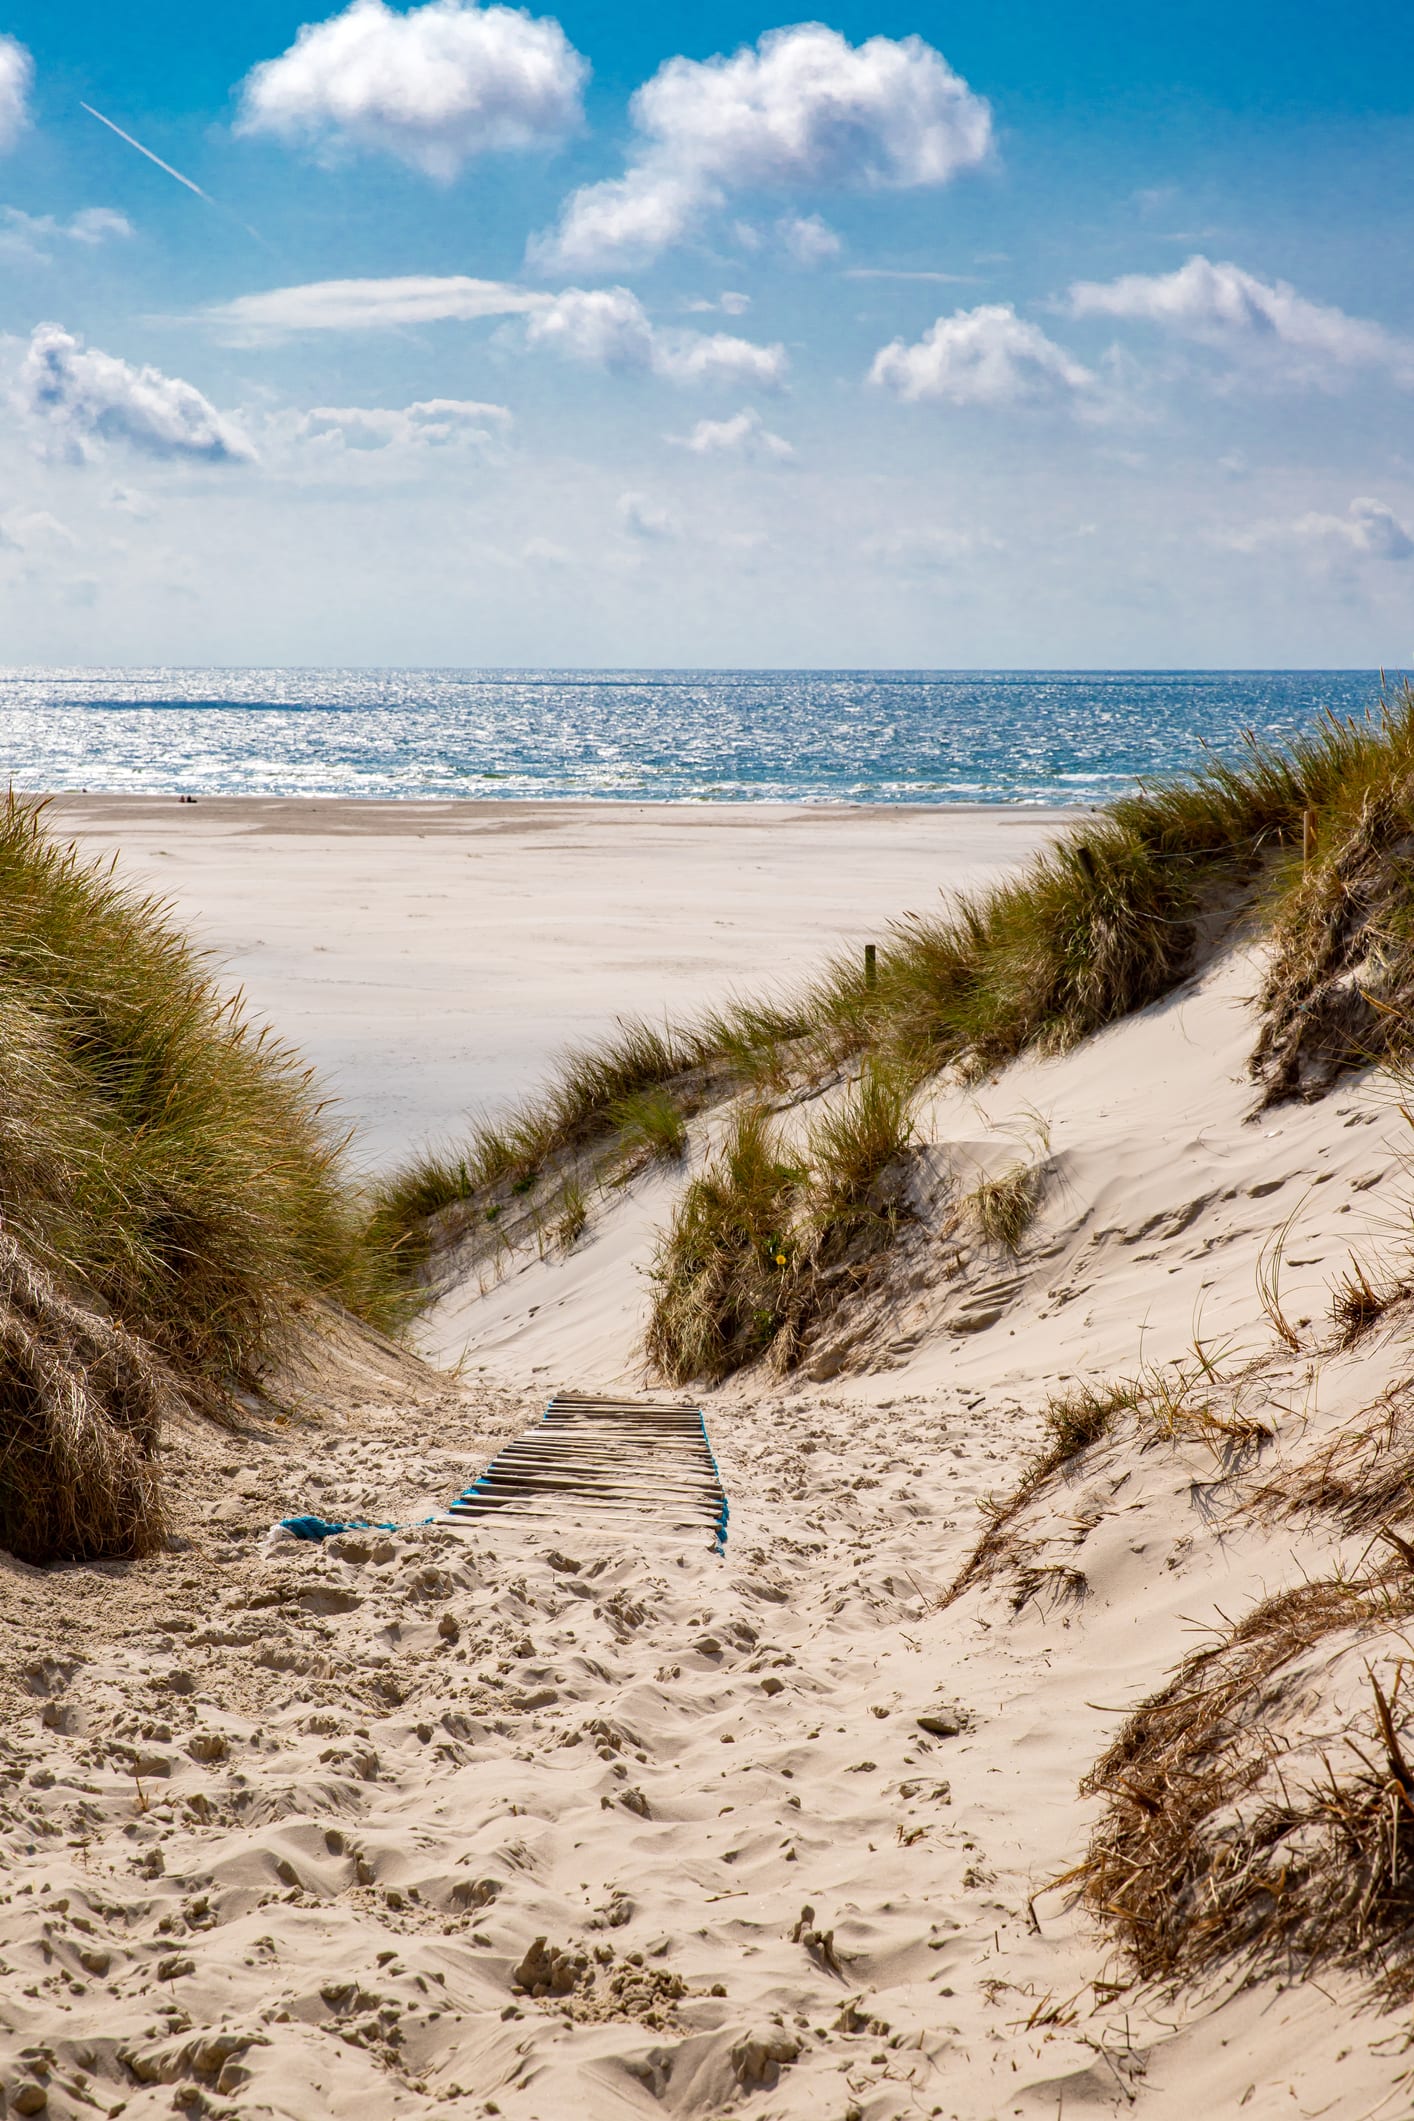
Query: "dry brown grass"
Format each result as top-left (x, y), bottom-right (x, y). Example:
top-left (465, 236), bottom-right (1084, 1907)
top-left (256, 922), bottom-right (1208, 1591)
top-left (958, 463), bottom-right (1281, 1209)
top-left (0, 1233), bottom-right (175, 1564)
top-left (1246, 1378), bottom-right (1414, 1536)
top-left (1079, 1572), bottom-right (1414, 1998)
top-left (944, 1356), bottom-right (1273, 1608)
top-left (961, 1162), bottom-right (1045, 1252)
top-left (942, 1377), bottom-right (1144, 1606)
top-left (1329, 1257), bottom-right (1407, 1347)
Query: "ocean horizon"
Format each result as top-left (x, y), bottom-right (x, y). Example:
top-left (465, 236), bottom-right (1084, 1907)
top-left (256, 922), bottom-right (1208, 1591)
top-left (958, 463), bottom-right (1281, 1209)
top-left (0, 666), bottom-right (1393, 808)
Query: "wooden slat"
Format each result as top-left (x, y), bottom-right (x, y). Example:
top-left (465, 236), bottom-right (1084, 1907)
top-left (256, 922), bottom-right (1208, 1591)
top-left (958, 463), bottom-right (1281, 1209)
top-left (443, 1393), bottom-right (728, 1547)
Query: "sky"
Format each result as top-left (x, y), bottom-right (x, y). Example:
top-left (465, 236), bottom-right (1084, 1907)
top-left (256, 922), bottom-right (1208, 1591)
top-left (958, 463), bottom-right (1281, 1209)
top-left (0, 0), bottom-right (1411, 667)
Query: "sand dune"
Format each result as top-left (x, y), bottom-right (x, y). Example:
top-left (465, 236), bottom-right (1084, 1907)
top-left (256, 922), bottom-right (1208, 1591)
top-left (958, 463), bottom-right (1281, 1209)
top-left (3, 807), bottom-right (1412, 2120)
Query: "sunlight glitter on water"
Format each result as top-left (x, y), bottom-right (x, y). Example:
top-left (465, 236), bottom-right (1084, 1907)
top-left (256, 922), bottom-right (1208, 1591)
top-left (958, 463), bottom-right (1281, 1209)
top-left (0, 667), bottom-right (1385, 805)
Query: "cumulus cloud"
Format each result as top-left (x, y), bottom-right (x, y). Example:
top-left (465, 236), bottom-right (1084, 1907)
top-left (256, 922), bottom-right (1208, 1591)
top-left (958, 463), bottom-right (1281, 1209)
top-left (524, 285), bottom-right (787, 386)
top-left (0, 36), bottom-right (32, 154)
top-left (1224, 496), bottom-right (1414, 564)
top-left (1068, 255), bottom-right (1414, 386)
top-left (0, 205), bottom-right (134, 260)
top-left (673, 406), bottom-right (793, 460)
top-left (236, 0), bottom-right (587, 179)
top-left (531, 23), bottom-right (990, 270)
top-left (296, 396), bottom-right (511, 449)
top-left (205, 273), bottom-right (547, 338)
top-left (777, 212), bottom-right (840, 265)
top-left (17, 324), bottom-right (255, 465)
top-left (870, 303), bottom-right (1093, 407)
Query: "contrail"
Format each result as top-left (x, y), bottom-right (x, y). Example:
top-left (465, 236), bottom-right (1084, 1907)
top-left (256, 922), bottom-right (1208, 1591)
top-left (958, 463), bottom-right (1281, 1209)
top-left (80, 100), bottom-right (268, 245)
top-left (81, 102), bottom-right (212, 202)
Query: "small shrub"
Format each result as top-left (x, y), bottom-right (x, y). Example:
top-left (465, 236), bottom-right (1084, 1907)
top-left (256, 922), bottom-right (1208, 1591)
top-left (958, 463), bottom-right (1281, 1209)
top-left (1079, 1576), bottom-right (1414, 1997)
top-left (645, 1067), bottom-right (917, 1385)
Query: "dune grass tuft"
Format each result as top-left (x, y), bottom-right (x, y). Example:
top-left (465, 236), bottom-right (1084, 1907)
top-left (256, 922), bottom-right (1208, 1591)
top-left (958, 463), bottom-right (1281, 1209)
top-left (644, 1105), bottom-right (804, 1385)
top-left (1080, 1573), bottom-right (1414, 1998)
top-left (553, 1179), bottom-right (589, 1250)
top-left (0, 1234), bottom-right (174, 1565)
top-left (0, 796), bottom-right (402, 1561)
top-left (610, 1086), bottom-right (690, 1164)
top-left (962, 1162), bottom-right (1045, 1252)
top-left (646, 1063), bottom-right (916, 1383)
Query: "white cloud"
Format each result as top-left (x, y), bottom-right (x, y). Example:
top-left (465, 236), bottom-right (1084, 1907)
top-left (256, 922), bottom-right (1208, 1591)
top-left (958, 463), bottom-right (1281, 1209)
top-left (17, 324), bottom-right (255, 466)
top-left (777, 212), bottom-right (840, 265)
top-left (618, 491), bottom-right (675, 539)
top-left (106, 484), bottom-right (156, 519)
top-left (524, 285), bottom-right (787, 387)
top-left (0, 36), bottom-right (32, 154)
top-left (236, 0), bottom-right (587, 179)
top-left (204, 273), bottom-right (546, 338)
top-left (1224, 496), bottom-right (1414, 564)
top-left (0, 507), bottom-right (76, 555)
top-left (67, 207), bottom-right (133, 244)
top-left (0, 205), bottom-right (134, 261)
top-left (532, 24), bottom-right (990, 270)
top-left (203, 271), bottom-right (785, 386)
top-left (870, 303), bottom-right (1093, 407)
top-left (682, 290), bottom-right (750, 316)
top-left (296, 396), bottom-right (511, 449)
top-left (844, 266), bottom-right (974, 283)
top-left (1067, 255), bottom-right (1414, 386)
top-left (863, 523), bottom-right (1000, 569)
top-left (673, 406), bottom-right (793, 460)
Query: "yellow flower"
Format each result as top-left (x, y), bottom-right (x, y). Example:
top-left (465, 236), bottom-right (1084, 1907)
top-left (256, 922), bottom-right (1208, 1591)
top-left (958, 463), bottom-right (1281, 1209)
top-left (774, 1251), bottom-right (787, 1266)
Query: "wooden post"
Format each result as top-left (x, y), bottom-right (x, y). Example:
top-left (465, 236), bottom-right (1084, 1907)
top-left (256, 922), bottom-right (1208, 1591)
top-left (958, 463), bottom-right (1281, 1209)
top-left (864, 942), bottom-right (877, 991)
top-left (1302, 808), bottom-right (1315, 868)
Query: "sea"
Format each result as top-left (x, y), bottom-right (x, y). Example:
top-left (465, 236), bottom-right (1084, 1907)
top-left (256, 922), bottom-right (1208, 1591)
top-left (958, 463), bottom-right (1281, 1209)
top-left (0, 667), bottom-right (1392, 807)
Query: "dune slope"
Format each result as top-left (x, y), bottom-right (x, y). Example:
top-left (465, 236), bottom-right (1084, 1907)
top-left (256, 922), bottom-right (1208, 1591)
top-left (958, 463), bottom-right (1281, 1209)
top-left (5, 934), bottom-right (1414, 2119)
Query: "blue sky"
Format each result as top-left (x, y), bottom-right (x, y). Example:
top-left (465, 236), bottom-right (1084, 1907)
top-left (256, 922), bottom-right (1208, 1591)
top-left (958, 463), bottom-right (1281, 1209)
top-left (0, 0), bottom-right (1411, 665)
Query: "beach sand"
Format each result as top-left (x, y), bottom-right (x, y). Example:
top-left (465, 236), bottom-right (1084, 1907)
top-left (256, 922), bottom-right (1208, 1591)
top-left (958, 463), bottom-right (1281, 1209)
top-left (1, 797), bottom-right (1407, 2121)
top-left (46, 797), bottom-right (1062, 1167)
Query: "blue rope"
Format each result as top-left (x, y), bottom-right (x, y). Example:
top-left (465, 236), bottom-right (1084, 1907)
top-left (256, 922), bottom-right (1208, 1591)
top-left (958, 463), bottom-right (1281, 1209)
top-left (280, 1514), bottom-right (400, 1543)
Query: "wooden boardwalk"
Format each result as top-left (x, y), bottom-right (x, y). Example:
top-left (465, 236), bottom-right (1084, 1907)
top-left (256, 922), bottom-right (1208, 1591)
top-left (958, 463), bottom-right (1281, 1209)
top-left (445, 1392), bottom-right (728, 1548)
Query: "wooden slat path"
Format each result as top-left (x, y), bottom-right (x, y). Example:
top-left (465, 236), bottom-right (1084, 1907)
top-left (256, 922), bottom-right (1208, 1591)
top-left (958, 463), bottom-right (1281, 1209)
top-left (444, 1392), bottom-right (728, 1548)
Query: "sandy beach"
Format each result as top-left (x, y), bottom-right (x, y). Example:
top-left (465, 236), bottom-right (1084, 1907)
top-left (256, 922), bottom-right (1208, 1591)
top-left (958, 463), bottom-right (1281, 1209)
top-left (48, 798), bottom-right (1064, 1169)
top-left (3, 795), bottom-right (1412, 2121)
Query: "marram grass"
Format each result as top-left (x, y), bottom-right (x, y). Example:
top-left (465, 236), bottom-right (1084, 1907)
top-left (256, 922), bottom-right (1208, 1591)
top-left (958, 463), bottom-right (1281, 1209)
top-left (645, 1062), bottom-right (916, 1385)
top-left (0, 796), bottom-right (402, 1561)
top-left (378, 684), bottom-right (1414, 1277)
